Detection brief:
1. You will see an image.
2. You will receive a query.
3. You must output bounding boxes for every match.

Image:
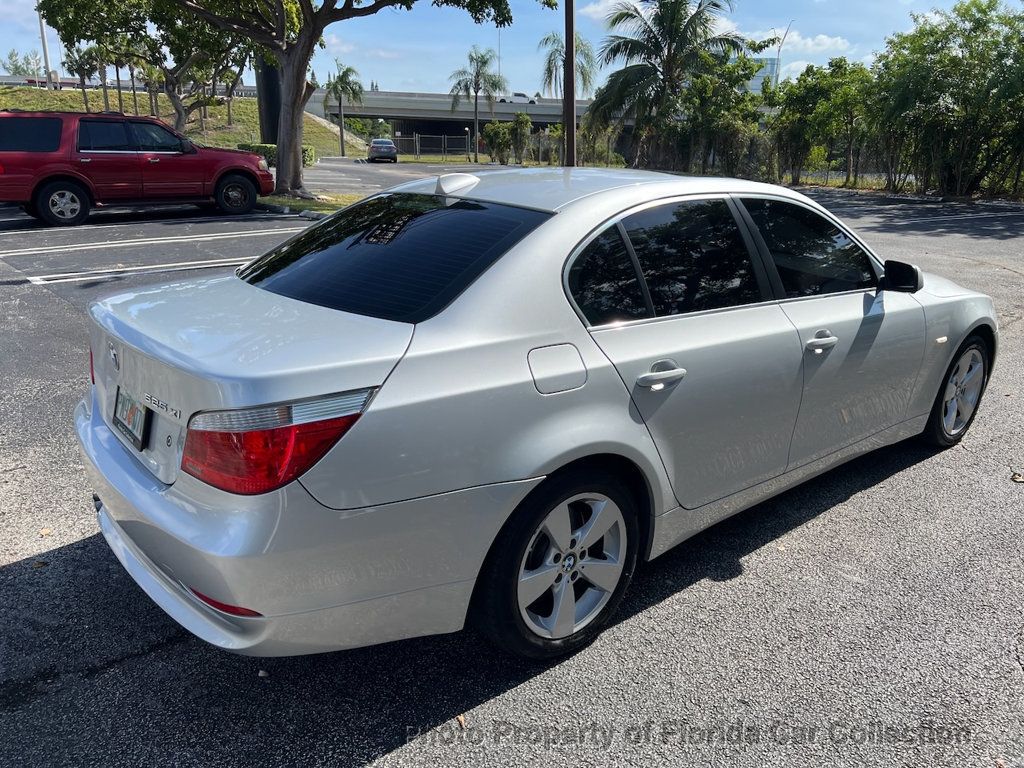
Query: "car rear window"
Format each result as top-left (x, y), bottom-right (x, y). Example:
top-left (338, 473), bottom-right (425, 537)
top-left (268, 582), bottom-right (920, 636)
top-left (239, 193), bottom-right (551, 322)
top-left (0, 116), bottom-right (62, 152)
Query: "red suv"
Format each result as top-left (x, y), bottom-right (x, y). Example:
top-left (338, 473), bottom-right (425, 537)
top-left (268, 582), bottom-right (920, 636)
top-left (0, 110), bottom-right (275, 226)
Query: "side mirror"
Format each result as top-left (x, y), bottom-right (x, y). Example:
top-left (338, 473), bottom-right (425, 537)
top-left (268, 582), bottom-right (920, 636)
top-left (180, 139), bottom-right (197, 154)
top-left (880, 259), bottom-right (924, 293)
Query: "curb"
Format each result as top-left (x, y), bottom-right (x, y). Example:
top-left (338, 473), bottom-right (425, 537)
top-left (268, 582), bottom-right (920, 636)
top-left (255, 202), bottom-right (291, 214)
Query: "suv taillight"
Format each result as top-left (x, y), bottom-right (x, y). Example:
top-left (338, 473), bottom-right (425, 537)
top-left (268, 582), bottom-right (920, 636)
top-left (181, 389), bottom-right (373, 495)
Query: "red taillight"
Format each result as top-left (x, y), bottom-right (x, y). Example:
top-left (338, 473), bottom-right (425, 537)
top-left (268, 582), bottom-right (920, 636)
top-left (180, 390), bottom-right (371, 495)
top-left (89, 348), bottom-right (94, 384)
top-left (188, 586), bottom-right (263, 617)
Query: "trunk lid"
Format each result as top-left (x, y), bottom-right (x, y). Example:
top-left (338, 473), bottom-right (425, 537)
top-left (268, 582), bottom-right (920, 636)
top-left (89, 275), bottom-right (413, 484)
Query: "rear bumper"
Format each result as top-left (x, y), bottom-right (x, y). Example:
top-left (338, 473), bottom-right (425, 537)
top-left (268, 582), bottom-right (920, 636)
top-left (75, 392), bottom-right (541, 655)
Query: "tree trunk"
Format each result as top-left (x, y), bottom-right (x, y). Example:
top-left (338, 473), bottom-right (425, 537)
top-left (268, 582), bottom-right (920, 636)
top-left (115, 67), bottom-right (124, 113)
top-left (100, 65), bottom-right (110, 111)
top-left (165, 83), bottom-right (188, 131)
top-left (79, 75), bottom-right (90, 112)
top-left (845, 137), bottom-right (854, 187)
top-left (129, 67), bottom-right (139, 115)
top-left (473, 91), bottom-right (480, 163)
top-left (227, 97), bottom-right (233, 126)
top-left (274, 42), bottom-right (317, 194)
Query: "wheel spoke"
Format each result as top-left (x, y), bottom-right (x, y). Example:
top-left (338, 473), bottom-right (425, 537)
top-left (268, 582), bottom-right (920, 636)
top-left (961, 362), bottom-right (981, 385)
top-left (517, 563), bottom-right (559, 610)
top-left (549, 579), bottom-right (577, 638)
top-left (578, 499), bottom-right (619, 551)
top-left (541, 504), bottom-right (573, 553)
top-left (943, 398), bottom-right (957, 432)
top-left (581, 558), bottom-right (622, 593)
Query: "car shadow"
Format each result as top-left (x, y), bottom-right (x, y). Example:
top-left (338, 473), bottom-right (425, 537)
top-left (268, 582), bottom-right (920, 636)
top-left (0, 439), bottom-right (937, 765)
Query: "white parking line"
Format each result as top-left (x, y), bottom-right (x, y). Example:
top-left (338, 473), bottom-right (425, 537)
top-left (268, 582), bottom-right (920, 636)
top-left (0, 226), bottom-right (306, 258)
top-left (27, 256), bottom-right (251, 284)
top-left (0, 212), bottom-right (297, 236)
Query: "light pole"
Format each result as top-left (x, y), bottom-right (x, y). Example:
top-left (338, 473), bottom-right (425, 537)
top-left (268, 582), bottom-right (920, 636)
top-left (464, 126), bottom-right (471, 162)
top-left (562, 0), bottom-right (576, 167)
top-left (36, 5), bottom-right (54, 89)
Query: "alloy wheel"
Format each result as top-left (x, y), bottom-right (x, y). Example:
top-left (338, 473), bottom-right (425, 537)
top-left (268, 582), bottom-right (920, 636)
top-left (517, 493), bottom-right (627, 639)
top-left (48, 190), bottom-right (81, 220)
top-left (942, 347), bottom-right (985, 437)
top-left (223, 183), bottom-right (249, 210)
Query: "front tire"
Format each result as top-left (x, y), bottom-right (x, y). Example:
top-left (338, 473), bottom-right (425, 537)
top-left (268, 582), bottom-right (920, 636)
top-left (475, 469), bottom-right (639, 660)
top-left (215, 174), bottom-right (257, 216)
top-left (923, 334), bottom-right (990, 447)
top-left (35, 180), bottom-right (90, 226)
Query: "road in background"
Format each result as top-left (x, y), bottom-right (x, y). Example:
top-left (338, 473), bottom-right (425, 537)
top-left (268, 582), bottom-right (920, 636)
top-left (0, 172), bottom-right (1022, 767)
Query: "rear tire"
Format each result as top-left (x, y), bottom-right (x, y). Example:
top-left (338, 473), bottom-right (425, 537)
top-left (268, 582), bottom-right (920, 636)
top-left (215, 174), bottom-right (257, 216)
top-left (21, 202), bottom-right (41, 219)
top-left (475, 469), bottom-right (639, 660)
top-left (35, 180), bottom-right (90, 226)
top-left (922, 334), bottom-right (990, 447)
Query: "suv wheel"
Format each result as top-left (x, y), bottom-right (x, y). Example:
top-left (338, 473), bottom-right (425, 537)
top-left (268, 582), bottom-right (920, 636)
top-left (475, 469), bottom-right (639, 660)
top-left (215, 174), bottom-right (257, 215)
top-left (35, 180), bottom-right (90, 227)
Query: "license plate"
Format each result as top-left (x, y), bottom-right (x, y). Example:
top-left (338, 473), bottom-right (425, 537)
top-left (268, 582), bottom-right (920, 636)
top-left (113, 387), bottom-right (151, 451)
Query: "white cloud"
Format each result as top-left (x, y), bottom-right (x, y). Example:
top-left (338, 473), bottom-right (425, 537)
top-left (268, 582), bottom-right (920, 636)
top-left (781, 30), bottom-right (851, 54)
top-left (580, 0), bottom-right (629, 22)
top-left (779, 60), bottom-right (813, 80)
top-left (324, 34), bottom-right (355, 55)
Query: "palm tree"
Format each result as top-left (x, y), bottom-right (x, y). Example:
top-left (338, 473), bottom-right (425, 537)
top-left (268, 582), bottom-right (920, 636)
top-left (538, 32), bottom-right (598, 99)
top-left (590, 0), bottom-right (743, 163)
top-left (63, 45), bottom-right (97, 112)
top-left (449, 46), bottom-right (508, 163)
top-left (325, 61), bottom-right (363, 157)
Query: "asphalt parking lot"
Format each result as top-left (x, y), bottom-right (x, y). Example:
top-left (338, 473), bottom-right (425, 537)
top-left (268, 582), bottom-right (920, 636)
top-left (1, 164), bottom-right (1022, 767)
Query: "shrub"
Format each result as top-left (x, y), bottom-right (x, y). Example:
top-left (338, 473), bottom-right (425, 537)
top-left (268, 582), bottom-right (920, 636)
top-left (482, 122), bottom-right (512, 165)
top-left (237, 143), bottom-right (316, 167)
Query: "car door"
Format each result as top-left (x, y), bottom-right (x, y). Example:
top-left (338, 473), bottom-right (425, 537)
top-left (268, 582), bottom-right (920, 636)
top-left (567, 196), bottom-right (805, 510)
top-left (74, 119), bottom-right (141, 200)
top-left (129, 121), bottom-right (205, 197)
top-left (737, 196), bottom-right (927, 468)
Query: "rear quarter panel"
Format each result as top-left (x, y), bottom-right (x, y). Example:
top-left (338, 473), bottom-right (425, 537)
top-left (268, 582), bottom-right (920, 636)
top-left (0, 115), bottom-right (75, 203)
top-left (299, 201), bottom-right (678, 516)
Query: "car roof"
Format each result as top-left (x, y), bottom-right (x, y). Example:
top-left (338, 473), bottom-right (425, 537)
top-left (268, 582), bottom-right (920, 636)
top-left (0, 110), bottom-right (157, 121)
top-left (388, 167), bottom-right (807, 213)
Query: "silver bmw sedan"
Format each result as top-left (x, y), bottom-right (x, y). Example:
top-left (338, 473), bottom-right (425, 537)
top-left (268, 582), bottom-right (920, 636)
top-left (75, 168), bottom-right (997, 660)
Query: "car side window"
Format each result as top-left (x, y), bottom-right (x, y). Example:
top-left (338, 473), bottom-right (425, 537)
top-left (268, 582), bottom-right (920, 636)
top-left (567, 227), bottom-right (649, 326)
top-left (742, 198), bottom-right (877, 298)
top-left (622, 198), bottom-right (762, 316)
top-left (130, 122), bottom-right (183, 152)
top-left (78, 120), bottom-right (133, 152)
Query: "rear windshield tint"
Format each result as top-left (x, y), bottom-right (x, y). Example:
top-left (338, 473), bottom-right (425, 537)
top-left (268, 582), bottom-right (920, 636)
top-left (239, 193), bottom-right (550, 322)
top-left (0, 117), bottom-right (62, 152)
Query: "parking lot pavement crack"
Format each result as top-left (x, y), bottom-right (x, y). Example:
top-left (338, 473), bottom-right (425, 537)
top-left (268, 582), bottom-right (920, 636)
top-left (0, 632), bottom-right (189, 714)
top-left (1016, 626), bottom-right (1024, 677)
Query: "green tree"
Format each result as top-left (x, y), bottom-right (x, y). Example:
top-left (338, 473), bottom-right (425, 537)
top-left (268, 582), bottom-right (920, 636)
top-left (167, 0), bottom-right (551, 195)
top-left (807, 58), bottom-right (873, 186)
top-left (325, 61), bottom-right (363, 157)
top-left (40, 0), bottom-right (254, 131)
top-left (538, 31), bottom-right (597, 98)
top-left (62, 45), bottom-right (98, 111)
top-left (767, 63), bottom-right (833, 184)
top-left (449, 45), bottom-right (508, 163)
top-left (510, 112), bottom-right (532, 163)
top-left (871, 0), bottom-right (1024, 196)
top-left (589, 0), bottom-right (743, 166)
top-left (482, 120), bottom-right (512, 164)
top-left (2, 49), bottom-right (43, 78)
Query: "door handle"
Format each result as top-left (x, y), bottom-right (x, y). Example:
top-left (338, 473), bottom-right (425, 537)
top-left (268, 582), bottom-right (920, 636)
top-left (148, 158), bottom-right (160, 163)
top-left (806, 330), bottom-right (839, 354)
top-left (79, 158), bottom-right (91, 163)
top-left (636, 362), bottom-right (687, 389)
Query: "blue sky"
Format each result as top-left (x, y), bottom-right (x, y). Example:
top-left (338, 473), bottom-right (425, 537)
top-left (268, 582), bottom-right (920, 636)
top-left (6, 0), bottom-right (958, 95)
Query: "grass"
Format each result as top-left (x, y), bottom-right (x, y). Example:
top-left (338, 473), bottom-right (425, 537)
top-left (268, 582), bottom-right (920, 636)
top-left (0, 85), bottom-right (361, 159)
top-left (260, 193), bottom-right (365, 214)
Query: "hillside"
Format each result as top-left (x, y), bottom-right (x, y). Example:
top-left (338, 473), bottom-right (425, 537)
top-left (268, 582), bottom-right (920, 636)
top-left (0, 85), bottom-right (360, 159)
